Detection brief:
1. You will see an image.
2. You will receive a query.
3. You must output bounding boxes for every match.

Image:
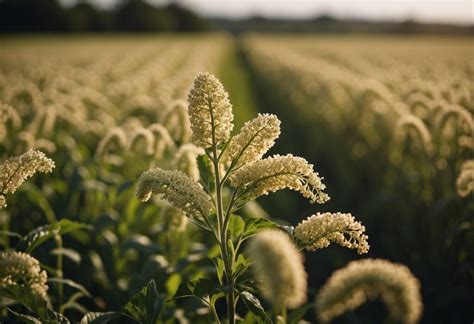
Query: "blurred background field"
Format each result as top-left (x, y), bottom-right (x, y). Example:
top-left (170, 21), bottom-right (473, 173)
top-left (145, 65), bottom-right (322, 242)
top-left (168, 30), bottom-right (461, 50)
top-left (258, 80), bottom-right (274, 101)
top-left (0, 0), bottom-right (473, 323)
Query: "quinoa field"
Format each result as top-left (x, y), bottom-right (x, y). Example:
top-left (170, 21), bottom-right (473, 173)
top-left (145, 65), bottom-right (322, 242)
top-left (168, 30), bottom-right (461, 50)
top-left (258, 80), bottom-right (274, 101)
top-left (0, 34), bottom-right (472, 323)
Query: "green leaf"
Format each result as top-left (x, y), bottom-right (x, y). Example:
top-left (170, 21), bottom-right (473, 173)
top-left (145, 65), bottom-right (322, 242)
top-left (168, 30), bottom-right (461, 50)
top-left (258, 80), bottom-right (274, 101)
top-left (227, 215), bottom-right (245, 239)
top-left (233, 254), bottom-right (251, 280)
top-left (0, 230), bottom-right (22, 239)
top-left (165, 273), bottom-right (181, 297)
top-left (241, 291), bottom-right (272, 324)
top-left (16, 219), bottom-right (91, 253)
top-left (0, 285), bottom-right (70, 323)
top-left (241, 217), bottom-right (278, 241)
top-left (123, 279), bottom-right (163, 324)
top-left (287, 302), bottom-right (315, 324)
top-left (50, 248), bottom-right (81, 265)
top-left (211, 257), bottom-right (225, 285)
top-left (197, 154), bottom-right (215, 193)
top-left (48, 278), bottom-right (91, 297)
top-left (174, 278), bottom-right (220, 301)
top-left (8, 308), bottom-right (42, 324)
top-left (80, 312), bottom-right (121, 324)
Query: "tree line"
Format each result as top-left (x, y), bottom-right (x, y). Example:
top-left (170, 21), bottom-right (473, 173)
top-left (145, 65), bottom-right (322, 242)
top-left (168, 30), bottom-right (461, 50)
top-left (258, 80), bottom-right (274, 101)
top-left (0, 0), bottom-right (209, 32)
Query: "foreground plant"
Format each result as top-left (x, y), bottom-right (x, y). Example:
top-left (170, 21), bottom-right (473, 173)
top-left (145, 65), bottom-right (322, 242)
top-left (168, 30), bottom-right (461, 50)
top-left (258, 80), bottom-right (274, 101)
top-left (316, 258), bottom-right (423, 324)
top-left (136, 73), bottom-right (369, 323)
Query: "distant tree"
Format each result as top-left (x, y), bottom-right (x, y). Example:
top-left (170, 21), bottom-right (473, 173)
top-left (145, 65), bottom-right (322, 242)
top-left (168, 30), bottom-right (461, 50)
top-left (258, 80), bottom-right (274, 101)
top-left (115, 0), bottom-right (174, 32)
top-left (67, 1), bottom-right (112, 32)
top-left (0, 0), bottom-right (68, 32)
top-left (166, 3), bottom-right (209, 31)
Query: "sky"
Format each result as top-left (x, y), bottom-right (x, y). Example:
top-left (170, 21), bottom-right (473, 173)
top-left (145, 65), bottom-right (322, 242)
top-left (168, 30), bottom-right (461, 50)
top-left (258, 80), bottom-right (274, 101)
top-left (62, 0), bottom-right (474, 24)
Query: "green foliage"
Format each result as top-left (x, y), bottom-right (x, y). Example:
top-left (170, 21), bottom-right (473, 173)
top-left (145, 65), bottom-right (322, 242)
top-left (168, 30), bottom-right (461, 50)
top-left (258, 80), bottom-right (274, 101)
top-left (16, 220), bottom-right (90, 253)
top-left (123, 280), bottom-right (164, 324)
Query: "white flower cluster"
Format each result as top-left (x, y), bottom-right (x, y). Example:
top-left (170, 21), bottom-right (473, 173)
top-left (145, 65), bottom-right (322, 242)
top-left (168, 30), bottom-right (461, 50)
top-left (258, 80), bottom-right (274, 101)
top-left (187, 72), bottom-right (234, 148)
top-left (0, 251), bottom-right (49, 299)
top-left (224, 113), bottom-right (281, 169)
top-left (294, 212), bottom-right (369, 254)
top-left (316, 258), bottom-right (422, 324)
top-left (0, 150), bottom-right (55, 208)
top-left (456, 160), bottom-right (474, 197)
top-left (136, 168), bottom-right (212, 220)
top-left (230, 154), bottom-right (329, 204)
top-left (247, 229), bottom-right (307, 309)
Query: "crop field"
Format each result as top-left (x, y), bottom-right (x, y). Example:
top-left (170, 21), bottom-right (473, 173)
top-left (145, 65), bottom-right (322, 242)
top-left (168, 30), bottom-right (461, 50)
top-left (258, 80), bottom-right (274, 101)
top-left (0, 35), bottom-right (472, 323)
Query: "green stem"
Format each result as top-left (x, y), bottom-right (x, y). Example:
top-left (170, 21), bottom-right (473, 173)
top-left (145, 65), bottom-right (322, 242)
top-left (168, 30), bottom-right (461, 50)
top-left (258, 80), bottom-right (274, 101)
top-left (54, 234), bottom-right (64, 311)
top-left (281, 305), bottom-right (287, 324)
top-left (207, 89), bottom-right (236, 324)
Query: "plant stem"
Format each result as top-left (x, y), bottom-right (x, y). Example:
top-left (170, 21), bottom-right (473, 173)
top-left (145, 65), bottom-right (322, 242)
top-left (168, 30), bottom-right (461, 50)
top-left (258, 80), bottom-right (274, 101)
top-left (54, 234), bottom-right (64, 311)
top-left (211, 149), bottom-right (235, 324)
top-left (207, 91), bottom-right (235, 324)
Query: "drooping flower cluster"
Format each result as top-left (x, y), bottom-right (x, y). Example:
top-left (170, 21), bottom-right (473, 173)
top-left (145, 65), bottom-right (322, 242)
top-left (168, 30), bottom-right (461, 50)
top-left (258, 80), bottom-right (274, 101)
top-left (187, 72), bottom-right (234, 148)
top-left (95, 127), bottom-right (128, 159)
top-left (0, 150), bottom-right (55, 208)
top-left (247, 229), bottom-right (307, 309)
top-left (136, 168), bottom-right (212, 221)
top-left (316, 258), bottom-right (422, 324)
top-left (223, 113), bottom-right (281, 169)
top-left (1, 102), bottom-right (22, 142)
top-left (456, 160), bottom-right (474, 197)
top-left (230, 154), bottom-right (329, 204)
top-left (0, 251), bottom-right (49, 299)
top-left (295, 212), bottom-right (369, 254)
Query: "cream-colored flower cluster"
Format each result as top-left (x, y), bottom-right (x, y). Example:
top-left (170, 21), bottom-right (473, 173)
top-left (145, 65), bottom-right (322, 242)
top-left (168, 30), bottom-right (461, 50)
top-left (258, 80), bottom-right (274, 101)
top-left (0, 251), bottom-right (49, 299)
top-left (0, 102), bottom-right (22, 142)
top-left (136, 168), bottom-right (212, 221)
top-left (0, 150), bottom-right (55, 208)
top-left (456, 160), bottom-right (474, 197)
top-left (230, 154), bottom-right (329, 204)
top-left (187, 72), bottom-right (234, 148)
top-left (316, 258), bottom-right (422, 324)
top-left (295, 212), bottom-right (369, 254)
top-left (247, 229), bottom-right (307, 309)
top-left (223, 113), bottom-right (281, 169)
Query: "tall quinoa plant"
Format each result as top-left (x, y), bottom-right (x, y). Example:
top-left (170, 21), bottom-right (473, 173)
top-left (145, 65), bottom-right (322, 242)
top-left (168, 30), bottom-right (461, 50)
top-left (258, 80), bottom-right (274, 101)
top-left (136, 73), bottom-right (370, 323)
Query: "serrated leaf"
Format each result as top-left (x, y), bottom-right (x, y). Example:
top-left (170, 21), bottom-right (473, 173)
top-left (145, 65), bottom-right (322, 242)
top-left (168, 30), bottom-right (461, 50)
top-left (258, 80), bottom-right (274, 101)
top-left (123, 279), bottom-right (163, 324)
top-left (80, 312), bottom-right (121, 324)
top-left (241, 291), bottom-right (272, 324)
top-left (16, 220), bottom-right (91, 253)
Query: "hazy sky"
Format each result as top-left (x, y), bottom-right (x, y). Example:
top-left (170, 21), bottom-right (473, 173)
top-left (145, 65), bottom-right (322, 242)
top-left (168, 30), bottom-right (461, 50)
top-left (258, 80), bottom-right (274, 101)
top-left (63, 0), bottom-right (474, 24)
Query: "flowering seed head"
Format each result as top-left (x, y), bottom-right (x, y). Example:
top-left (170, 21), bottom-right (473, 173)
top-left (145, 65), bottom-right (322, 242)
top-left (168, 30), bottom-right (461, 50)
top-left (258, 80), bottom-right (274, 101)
top-left (127, 128), bottom-right (155, 156)
top-left (0, 251), bottom-right (49, 299)
top-left (316, 258), bottom-right (422, 324)
top-left (230, 154), bottom-right (329, 204)
top-left (247, 229), bottom-right (307, 309)
top-left (136, 167), bottom-right (212, 220)
top-left (223, 113), bottom-right (281, 169)
top-left (187, 72), bottom-right (234, 148)
top-left (95, 127), bottom-right (127, 160)
top-left (456, 160), bottom-right (474, 197)
top-left (0, 150), bottom-right (55, 208)
top-left (173, 144), bottom-right (204, 182)
top-left (295, 212), bottom-right (369, 254)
